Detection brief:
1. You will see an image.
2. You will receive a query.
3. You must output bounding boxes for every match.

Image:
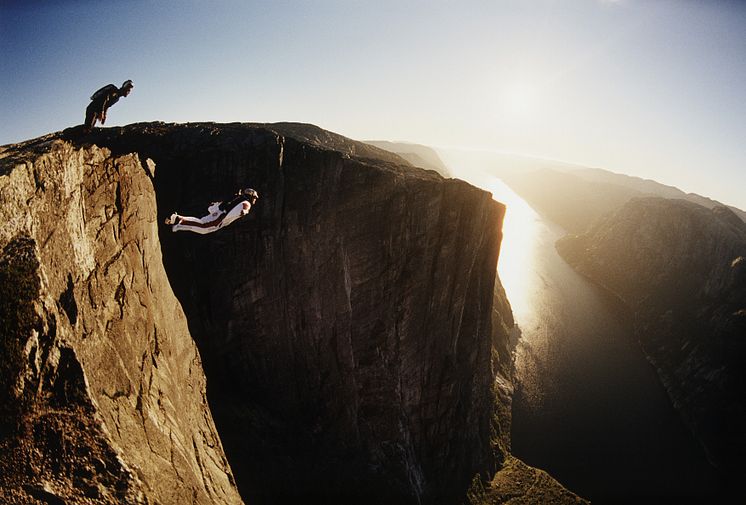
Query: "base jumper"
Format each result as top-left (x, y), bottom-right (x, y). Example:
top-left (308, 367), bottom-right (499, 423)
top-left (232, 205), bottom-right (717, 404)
top-left (165, 188), bottom-right (259, 234)
top-left (84, 80), bottom-right (133, 131)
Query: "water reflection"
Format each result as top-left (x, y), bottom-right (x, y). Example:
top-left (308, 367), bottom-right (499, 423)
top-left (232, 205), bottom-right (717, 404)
top-left (436, 158), bottom-right (560, 411)
top-left (436, 152), bottom-right (539, 320)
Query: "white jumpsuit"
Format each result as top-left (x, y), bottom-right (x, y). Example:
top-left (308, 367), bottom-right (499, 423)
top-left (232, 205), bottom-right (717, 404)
top-left (171, 200), bottom-right (251, 234)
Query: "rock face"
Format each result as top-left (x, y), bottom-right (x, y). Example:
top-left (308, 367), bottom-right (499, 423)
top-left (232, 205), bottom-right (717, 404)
top-left (1, 122), bottom-right (584, 505)
top-left (77, 122), bottom-right (508, 504)
top-left (0, 138), bottom-right (241, 504)
top-left (475, 456), bottom-right (586, 505)
top-left (557, 197), bottom-right (746, 473)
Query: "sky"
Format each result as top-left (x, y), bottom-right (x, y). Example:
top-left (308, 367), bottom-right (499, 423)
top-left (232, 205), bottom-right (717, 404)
top-left (2, 0), bottom-right (745, 209)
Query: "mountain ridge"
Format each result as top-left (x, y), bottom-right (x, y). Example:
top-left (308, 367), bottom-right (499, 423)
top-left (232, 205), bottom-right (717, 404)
top-left (365, 140), bottom-right (452, 177)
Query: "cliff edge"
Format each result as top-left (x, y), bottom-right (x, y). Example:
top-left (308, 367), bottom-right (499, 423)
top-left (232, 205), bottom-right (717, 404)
top-left (1, 122), bottom-right (583, 504)
top-left (0, 137), bottom-right (241, 504)
top-left (85, 121), bottom-right (509, 504)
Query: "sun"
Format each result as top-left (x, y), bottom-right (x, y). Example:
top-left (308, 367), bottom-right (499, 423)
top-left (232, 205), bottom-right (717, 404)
top-left (500, 81), bottom-right (539, 119)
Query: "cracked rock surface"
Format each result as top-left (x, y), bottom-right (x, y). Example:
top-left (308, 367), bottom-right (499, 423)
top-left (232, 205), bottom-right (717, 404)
top-left (0, 138), bottom-right (241, 504)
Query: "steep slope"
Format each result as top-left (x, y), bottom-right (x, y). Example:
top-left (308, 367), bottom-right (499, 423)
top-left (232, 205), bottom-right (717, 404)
top-left (70, 121), bottom-right (506, 504)
top-left (0, 138), bottom-right (242, 503)
top-left (572, 167), bottom-right (746, 223)
top-left (557, 197), bottom-right (746, 474)
top-left (2, 122), bottom-right (584, 505)
top-left (476, 456), bottom-right (586, 505)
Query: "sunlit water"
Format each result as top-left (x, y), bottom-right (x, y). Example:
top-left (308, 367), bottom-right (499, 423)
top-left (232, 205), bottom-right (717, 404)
top-left (439, 150), bottom-right (724, 502)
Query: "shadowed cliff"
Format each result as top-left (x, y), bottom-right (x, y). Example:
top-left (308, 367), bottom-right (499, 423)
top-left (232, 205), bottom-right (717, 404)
top-left (557, 197), bottom-right (746, 478)
top-left (80, 121), bottom-right (509, 504)
top-left (1, 122), bottom-right (584, 504)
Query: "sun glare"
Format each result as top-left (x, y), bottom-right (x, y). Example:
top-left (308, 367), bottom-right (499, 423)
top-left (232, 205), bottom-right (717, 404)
top-left (500, 81), bottom-right (540, 120)
top-left (483, 177), bottom-right (542, 323)
top-left (438, 152), bottom-right (543, 323)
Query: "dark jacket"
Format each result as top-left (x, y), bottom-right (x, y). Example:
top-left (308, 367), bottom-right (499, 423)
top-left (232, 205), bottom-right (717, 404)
top-left (89, 84), bottom-right (121, 112)
top-left (218, 193), bottom-right (250, 212)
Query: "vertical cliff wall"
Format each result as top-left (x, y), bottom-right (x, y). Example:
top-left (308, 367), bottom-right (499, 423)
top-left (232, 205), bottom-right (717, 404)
top-left (74, 122), bottom-right (509, 504)
top-left (1, 123), bottom-right (586, 504)
top-left (0, 138), bottom-right (242, 504)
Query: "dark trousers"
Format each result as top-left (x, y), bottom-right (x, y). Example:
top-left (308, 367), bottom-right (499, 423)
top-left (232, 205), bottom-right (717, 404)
top-left (84, 102), bottom-right (101, 129)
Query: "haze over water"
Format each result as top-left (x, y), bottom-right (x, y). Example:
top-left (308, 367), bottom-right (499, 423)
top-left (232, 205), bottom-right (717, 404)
top-left (440, 150), bottom-right (724, 502)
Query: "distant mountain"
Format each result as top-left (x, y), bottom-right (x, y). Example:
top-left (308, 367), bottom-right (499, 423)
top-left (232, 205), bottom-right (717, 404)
top-left (436, 148), bottom-right (587, 180)
top-left (557, 197), bottom-right (746, 474)
top-left (571, 167), bottom-right (746, 223)
top-left (500, 168), bottom-right (643, 234)
top-left (435, 148), bottom-right (746, 233)
top-left (366, 140), bottom-right (452, 177)
top-left (490, 165), bottom-right (746, 234)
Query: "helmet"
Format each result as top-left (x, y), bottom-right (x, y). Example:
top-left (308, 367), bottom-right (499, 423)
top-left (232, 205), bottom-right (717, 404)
top-left (122, 79), bottom-right (134, 89)
top-left (244, 188), bottom-right (259, 200)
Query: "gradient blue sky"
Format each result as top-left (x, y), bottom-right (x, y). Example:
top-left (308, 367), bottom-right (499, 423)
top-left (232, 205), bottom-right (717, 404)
top-left (2, 0), bottom-right (745, 208)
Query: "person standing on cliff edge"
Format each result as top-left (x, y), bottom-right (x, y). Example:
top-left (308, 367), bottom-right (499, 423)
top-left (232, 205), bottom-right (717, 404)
top-left (83, 80), bottom-right (133, 132)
